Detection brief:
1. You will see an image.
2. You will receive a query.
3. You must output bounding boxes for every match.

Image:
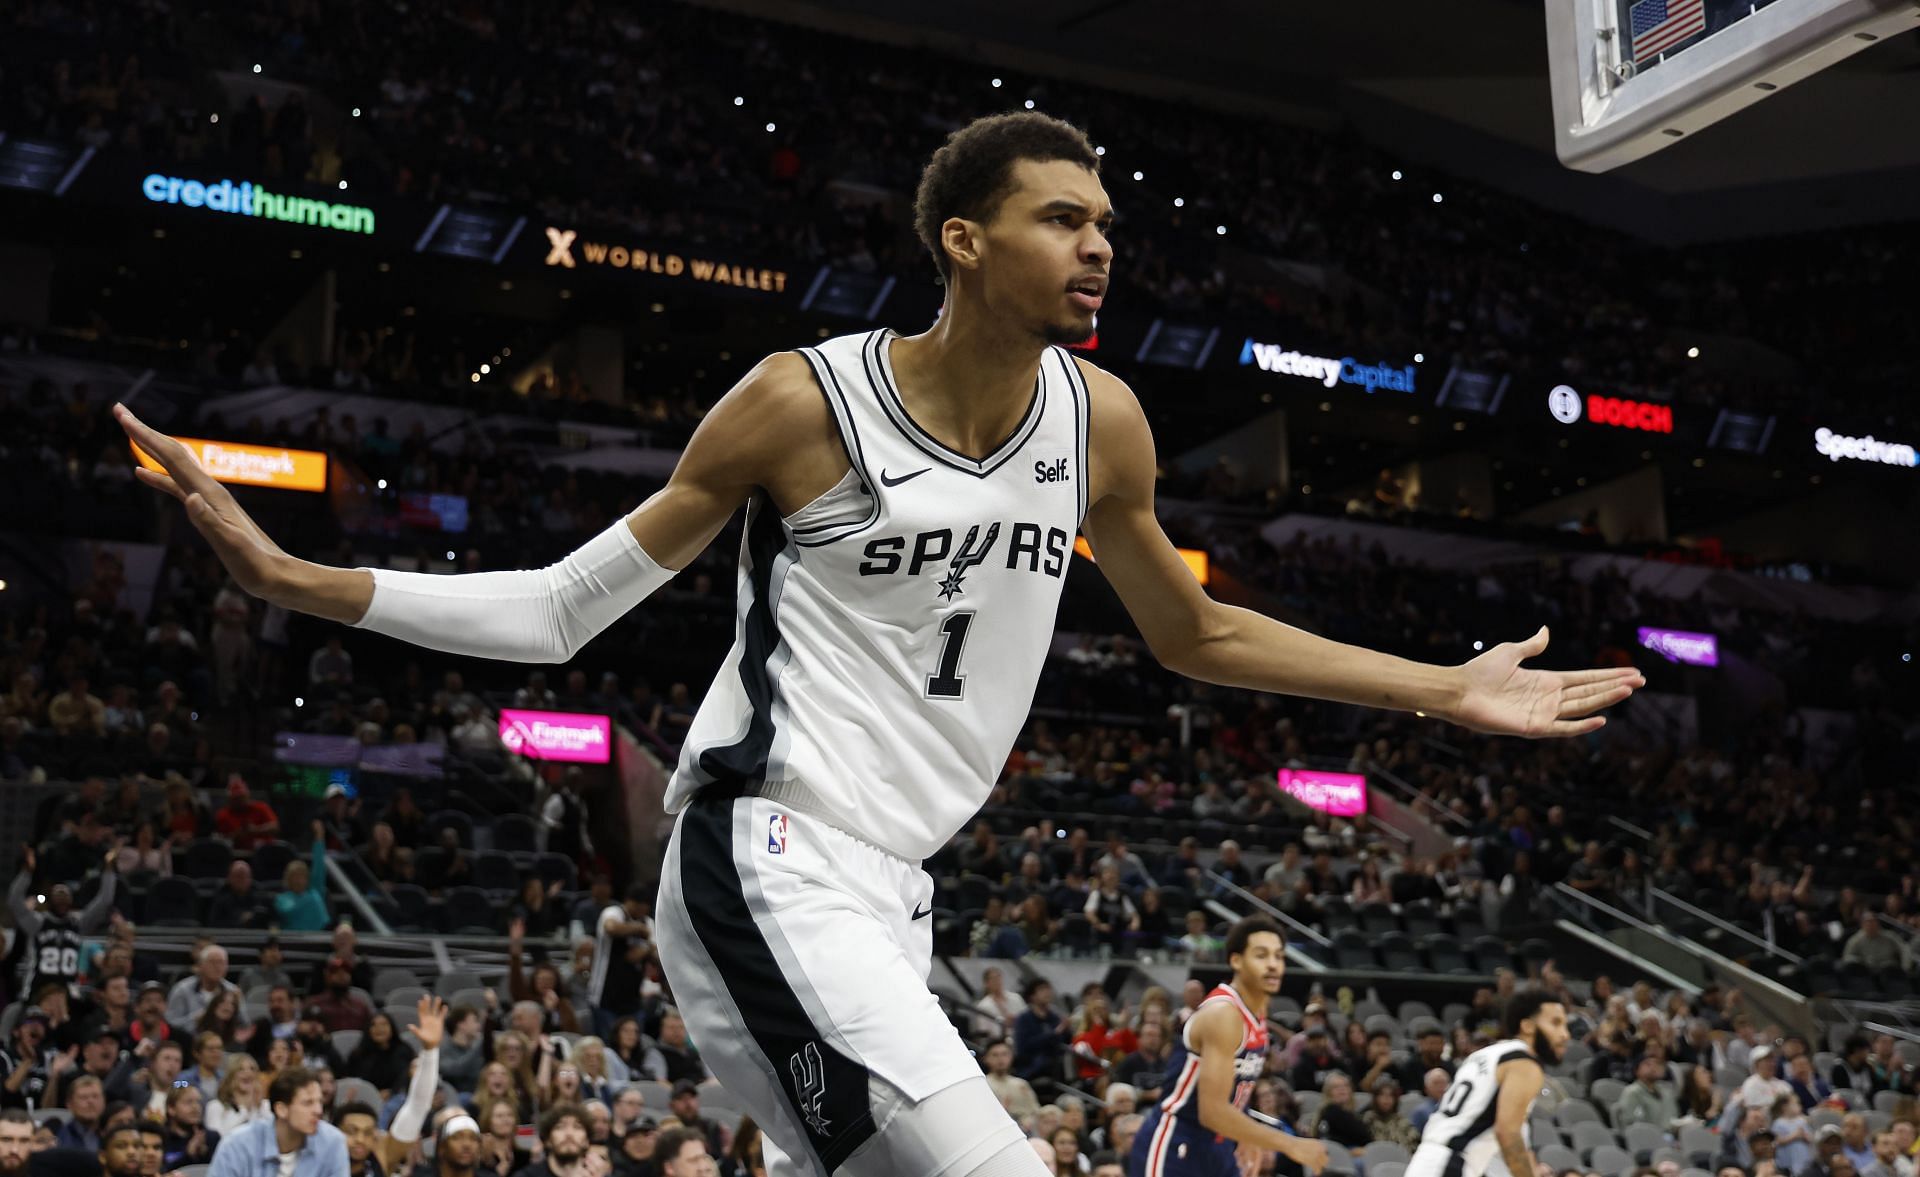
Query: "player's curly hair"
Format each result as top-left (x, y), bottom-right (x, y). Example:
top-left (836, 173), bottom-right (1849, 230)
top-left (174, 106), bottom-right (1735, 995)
top-left (912, 111), bottom-right (1100, 284)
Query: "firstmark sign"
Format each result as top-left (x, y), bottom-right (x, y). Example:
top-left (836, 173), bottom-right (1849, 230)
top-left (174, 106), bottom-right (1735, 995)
top-left (543, 227), bottom-right (788, 294)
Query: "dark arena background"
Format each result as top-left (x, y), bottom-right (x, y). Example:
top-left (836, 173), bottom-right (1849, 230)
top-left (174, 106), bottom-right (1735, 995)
top-left (3, 0), bottom-right (1920, 1175)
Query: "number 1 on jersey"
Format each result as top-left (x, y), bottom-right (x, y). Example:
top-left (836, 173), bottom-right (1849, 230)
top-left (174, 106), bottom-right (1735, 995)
top-left (925, 611), bottom-right (975, 700)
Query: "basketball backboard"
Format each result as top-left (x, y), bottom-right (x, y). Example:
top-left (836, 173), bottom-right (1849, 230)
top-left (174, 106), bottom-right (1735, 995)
top-left (1546, 0), bottom-right (1919, 171)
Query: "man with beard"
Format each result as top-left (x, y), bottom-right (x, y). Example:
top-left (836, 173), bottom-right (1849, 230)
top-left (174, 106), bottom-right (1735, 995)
top-left (9, 846), bottom-right (119, 998)
top-left (1407, 992), bottom-right (1570, 1177)
top-left (1131, 917), bottom-right (1329, 1177)
top-left (206, 1066), bottom-right (348, 1176)
top-left (0, 1109), bottom-right (31, 1177)
top-left (122, 985), bottom-right (168, 1054)
top-left (410, 1112), bottom-right (482, 1177)
top-left (334, 995), bottom-right (447, 1177)
top-left (507, 1104), bottom-right (600, 1177)
top-left (292, 1006), bottom-right (344, 1074)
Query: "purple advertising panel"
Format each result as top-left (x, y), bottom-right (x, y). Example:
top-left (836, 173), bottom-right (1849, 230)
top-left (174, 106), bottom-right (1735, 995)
top-left (499, 708), bottom-right (612, 763)
top-left (1277, 769), bottom-right (1368, 817)
top-left (1637, 627), bottom-right (1719, 667)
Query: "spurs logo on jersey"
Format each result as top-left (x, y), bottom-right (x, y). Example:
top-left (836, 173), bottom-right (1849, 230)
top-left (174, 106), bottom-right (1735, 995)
top-left (28, 921), bottom-right (84, 993)
top-left (663, 328), bottom-right (1093, 861)
top-left (1407, 1043), bottom-right (1538, 1177)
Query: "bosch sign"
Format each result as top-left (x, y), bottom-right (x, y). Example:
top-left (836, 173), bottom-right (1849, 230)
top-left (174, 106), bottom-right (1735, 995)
top-left (1548, 386), bottom-right (1673, 434)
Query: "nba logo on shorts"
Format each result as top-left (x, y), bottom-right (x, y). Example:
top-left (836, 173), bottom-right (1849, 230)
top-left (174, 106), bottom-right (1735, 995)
top-left (767, 813), bottom-right (789, 855)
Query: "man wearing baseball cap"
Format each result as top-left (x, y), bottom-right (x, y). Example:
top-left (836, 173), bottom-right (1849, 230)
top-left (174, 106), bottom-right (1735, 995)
top-left (1741, 1044), bottom-right (1793, 1110)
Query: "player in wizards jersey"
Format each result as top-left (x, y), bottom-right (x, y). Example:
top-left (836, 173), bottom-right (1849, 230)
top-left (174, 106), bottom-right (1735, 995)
top-left (1134, 917), bottom-right (1329, 1177)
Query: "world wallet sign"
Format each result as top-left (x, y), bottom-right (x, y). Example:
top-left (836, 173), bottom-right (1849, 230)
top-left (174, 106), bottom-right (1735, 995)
top-left (541, 225), bottom-right (789, 295)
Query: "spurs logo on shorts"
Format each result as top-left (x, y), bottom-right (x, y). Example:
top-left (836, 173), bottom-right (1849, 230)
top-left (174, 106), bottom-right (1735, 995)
top-left (789, 1042), bottom-right (831, 1135)
top-left (767, 813), bottom-right (789, 854)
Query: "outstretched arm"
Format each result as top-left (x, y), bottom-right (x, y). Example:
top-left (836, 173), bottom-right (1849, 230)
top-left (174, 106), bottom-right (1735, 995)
top-left (8, 853), bottom-right (40, 935)
top-left (1076, 362), bottom-right (1643, 738)
top-left (75, 846), bottom-right (119, 932)
top-left (379, 996), bottom-right (446, 1169)
top-left (112, 352), bottom-right (834, 661)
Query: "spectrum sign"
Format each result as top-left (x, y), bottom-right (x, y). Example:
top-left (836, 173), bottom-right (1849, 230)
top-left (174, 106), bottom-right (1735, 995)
top-left (130, 437), bottom-right (327, 492)
top-left (499, 709), bottom-right (611, 764)
top-left (1637, 627), bottom-right (1719, 667)
top-left (1813, 427), bottom-right (1918, 467)
top-left (142, 174), bottom-right (376, 234)
top-left (1548, 386), bottom-right (1673, 434)
top-left (1239, 339), bottom-right (1416, 394)
top-left (1276, 769), bottom-right (1368, 817)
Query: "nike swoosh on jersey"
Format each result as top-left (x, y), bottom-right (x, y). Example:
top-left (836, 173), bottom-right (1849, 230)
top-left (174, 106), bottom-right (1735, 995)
top-left (910, 902), bottom-right (933, 920)
top-left (879, 467), bottom-right (930, 487)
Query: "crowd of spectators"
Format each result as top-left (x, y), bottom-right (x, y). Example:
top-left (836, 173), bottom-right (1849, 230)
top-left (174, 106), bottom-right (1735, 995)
top-left (4, 0), bottom-right (1918, 437)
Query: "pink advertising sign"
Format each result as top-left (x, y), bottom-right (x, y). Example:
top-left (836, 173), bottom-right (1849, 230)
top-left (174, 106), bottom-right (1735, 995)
top-left (499, 709), bottom-right (612, 763)
top-left (1276, 769), bottom-right (1369, 817)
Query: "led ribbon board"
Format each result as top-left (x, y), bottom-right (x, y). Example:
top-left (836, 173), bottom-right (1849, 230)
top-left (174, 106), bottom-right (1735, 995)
top-left (498, 709), bottom-right (612, 763)
top-left (130, 437), bottom-right (327, 491)
top-left (143, 173), bottom-right (376, 234)
top-left (1276, 769), bottom-right (1368, 817)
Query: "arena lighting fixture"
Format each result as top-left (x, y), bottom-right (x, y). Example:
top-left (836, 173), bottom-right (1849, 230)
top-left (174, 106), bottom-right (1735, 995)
top-left (351, 108), bottom-right (361, 117)
top-left (209, 114), bottom-right (219, 124)
top-left (1215, 225), bottom-right (1226, 235)
top-left (1024, 99), bottom-right (1035, 109)
top-left (1173, 197), bottom-right (1183, 207)
top-left (252, 64), bottom-right (261, 73)
top-left (377, 480), bottom-right (387, 490)
top-left (1432, 193), bottom-right (1444, 203)
top-left (1094, 146), bottom-right (1105, 156)
top-left (1687, 346), bottom-right (1700, 357)
top-left (1391, 170), bottom-right (1402, 180)
top-left (991, 78), bottom-right (1003, 87)
top-left (733, 96), bottom-right (744, 105)
top-left (1132, 171), bottom-right (1143, 180)
top-left (337, 181), bottom-right (347, 190)
top-left (765, 122), bottom-right (775, 132)
top-left (294, 697), bottom-right (303, 708)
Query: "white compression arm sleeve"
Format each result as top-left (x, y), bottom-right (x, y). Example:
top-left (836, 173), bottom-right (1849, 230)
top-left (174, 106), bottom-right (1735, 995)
top-left (389, 1047), bottom-right (438, 1145)
top-left (350, 517), bottom-right (674, 662)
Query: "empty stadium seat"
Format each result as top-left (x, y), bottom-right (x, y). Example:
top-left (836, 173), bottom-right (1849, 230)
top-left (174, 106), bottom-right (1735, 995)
top-left (445, 886), bottom-right (501, 934)
top-left (427, 810), bottom-right (475, 848)
top-left (1623, 1122), bottom-right (1665, 1160)
top-left (372, 968), bottom-right (423, 1002)
top-left (472, 850), bottom-right (520, 894)
top-left (178, 838), bottom-right (233, 880)
top-left (146, 876), bottom-right (202, 926)
top-left (251, 840), bottom-right (297, 882)
top-left (493, 814), bottom-right (540, 855)
top-left (1589, 1144), bottom-right (1634, 1177)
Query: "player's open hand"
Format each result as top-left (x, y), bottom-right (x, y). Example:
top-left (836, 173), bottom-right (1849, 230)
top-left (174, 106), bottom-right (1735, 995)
top-left (1448, 626), bottom-right (1644, 738)
top-left (1282, 1136), bottom-right (1328, 1175)
top-left (114, 403), bottom-right (291, 600)
top-left (414, 994), bottom-right (448, 1052)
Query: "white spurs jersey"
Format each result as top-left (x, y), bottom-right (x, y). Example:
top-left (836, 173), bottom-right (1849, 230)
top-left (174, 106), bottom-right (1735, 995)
top-left (1407, 1042), bottom-right (1540, 1177)
top-left (662, 328), bottom-right (1093, 860)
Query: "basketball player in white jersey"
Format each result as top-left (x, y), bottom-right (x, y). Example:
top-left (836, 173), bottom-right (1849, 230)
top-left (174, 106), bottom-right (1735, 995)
top-left (115, 111), bottom-right (1643, 1177)
top-left (1407, 993), bottom-right (1570, 1177)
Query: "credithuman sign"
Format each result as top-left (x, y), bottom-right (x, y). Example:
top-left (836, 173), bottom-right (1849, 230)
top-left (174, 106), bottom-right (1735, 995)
top-left (142, 173), bottom-right (376, 234)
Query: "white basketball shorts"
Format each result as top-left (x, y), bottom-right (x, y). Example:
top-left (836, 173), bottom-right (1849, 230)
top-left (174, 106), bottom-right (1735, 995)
top-left (654, 789), bottom-right (1025, 1174)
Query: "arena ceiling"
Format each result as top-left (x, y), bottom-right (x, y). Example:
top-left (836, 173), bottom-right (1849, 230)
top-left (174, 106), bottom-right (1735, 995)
top-left (700, 0), bottom-right (1920, 243)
